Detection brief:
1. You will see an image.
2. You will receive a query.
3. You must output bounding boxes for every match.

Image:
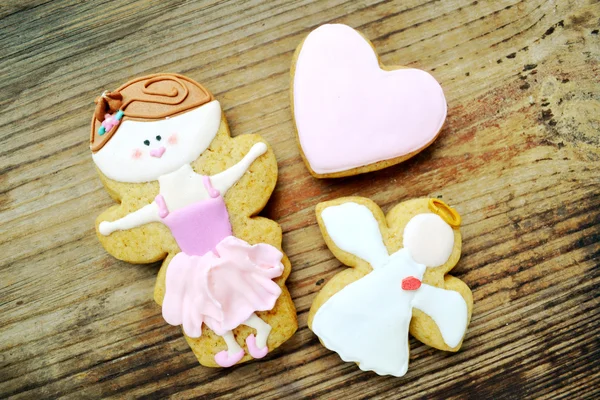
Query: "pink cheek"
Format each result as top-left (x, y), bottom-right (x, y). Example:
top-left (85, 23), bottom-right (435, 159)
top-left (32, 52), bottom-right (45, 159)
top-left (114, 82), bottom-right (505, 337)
top-left (168, 134), bottom-right (178, 145)
top-left (132, 149), bottom-right (143, 159)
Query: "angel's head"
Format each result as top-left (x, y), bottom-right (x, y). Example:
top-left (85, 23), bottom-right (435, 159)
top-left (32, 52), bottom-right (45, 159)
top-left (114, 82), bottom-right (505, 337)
top-left (90, 74), bottom-right (222, 183)
top-left (401, 199), bottom-right (461, 269)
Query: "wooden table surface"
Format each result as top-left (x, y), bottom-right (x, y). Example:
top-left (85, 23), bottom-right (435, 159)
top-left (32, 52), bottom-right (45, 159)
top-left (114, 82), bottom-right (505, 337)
top-left (1, 0), bottom-right (599, 398)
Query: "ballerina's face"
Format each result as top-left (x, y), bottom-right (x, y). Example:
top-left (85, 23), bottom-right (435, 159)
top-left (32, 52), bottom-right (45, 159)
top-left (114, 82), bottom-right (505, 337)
top-left (92, 100), bottom-right (222, 183)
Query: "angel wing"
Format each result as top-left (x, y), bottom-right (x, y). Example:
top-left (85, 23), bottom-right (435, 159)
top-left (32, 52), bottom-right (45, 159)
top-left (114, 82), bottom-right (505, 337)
top-left (320, 202), bottom-right (390, 268)
top-left (412, 284), bottom-right (468, 348)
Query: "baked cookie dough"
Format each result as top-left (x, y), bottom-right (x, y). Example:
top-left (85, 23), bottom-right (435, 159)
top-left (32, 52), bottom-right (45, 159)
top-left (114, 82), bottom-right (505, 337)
top-left (91, 73), bottom-right (297, 368)
top-left (309, 196), bottom-right (473, 376)
top-left (291, 24), bottom-right (447, 178)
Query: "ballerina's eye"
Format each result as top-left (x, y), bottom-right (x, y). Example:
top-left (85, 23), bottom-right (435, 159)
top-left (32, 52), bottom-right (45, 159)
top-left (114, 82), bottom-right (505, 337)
top-left (143, 140), bottom-right (150, 146)
top-left (156, 135), bottom-right (162, 141)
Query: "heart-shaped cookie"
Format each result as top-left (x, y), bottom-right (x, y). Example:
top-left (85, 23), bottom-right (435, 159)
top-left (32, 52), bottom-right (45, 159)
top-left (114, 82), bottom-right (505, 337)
top-left (291, 24), bottom-right (447, 178)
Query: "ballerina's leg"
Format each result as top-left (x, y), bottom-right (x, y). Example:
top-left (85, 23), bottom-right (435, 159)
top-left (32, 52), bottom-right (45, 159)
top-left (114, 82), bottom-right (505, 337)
top-left (242, 313), bottom-right (272, 360)
top-left (221, 331), bottom-right (243, 354)
top-left (214, 330), bottom-right (244, 367)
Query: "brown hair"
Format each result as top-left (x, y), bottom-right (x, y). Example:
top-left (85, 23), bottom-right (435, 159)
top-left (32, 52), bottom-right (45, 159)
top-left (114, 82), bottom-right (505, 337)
top-left (90, 73), bottom-right (214, 152)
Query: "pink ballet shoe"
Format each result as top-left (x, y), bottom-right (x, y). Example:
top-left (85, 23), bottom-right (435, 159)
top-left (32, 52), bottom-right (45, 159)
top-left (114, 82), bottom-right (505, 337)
top-left (246, 334), bottom-right (269, 359)
top-left (214, 349), bottom-right (244, 367)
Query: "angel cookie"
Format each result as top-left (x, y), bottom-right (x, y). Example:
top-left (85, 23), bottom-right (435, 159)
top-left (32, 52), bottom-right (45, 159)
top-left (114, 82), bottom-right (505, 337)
top-left (90, 73), bottom-right (297, 367)
top-left (309, 197), bottom-right (473, 377)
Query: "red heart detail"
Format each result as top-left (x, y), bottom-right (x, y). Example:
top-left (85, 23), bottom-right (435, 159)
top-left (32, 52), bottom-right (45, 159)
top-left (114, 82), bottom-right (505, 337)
top-left (401, 276), bottom-right (422, 291)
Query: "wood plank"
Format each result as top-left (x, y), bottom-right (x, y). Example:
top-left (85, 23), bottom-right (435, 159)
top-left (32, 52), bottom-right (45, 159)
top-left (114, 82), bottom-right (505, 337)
top-left (1, 0), bottom-right (599, 398)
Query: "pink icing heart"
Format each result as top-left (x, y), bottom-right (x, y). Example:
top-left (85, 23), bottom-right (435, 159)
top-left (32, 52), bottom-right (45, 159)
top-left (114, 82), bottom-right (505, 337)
top-left (292, 24), bottom-right (447, 176)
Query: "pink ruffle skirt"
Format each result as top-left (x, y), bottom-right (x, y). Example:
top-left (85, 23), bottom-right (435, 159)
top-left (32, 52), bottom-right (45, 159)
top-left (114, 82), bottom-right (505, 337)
top-left (162, 236), bottom-right (284, 337)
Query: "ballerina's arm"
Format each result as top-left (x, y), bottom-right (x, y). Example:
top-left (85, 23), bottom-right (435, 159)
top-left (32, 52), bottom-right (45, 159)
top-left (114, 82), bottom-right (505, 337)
top-left (210, 142), bottom-right (268, 195)
top-left (99, 202), bottom-right (161, 236)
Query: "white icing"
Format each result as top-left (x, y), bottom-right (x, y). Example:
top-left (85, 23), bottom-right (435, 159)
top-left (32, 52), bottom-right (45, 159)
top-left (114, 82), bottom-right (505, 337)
top-left (320, 203), bottom-right (389, 268)
top-left (412, 284), bottom-right (468, 348)
top-left (313, 249), bottom-right (424, 377)
top-left (93, 100), bottom-right (222, 183)
top-left (210, 142), bottom-right (267, 195)
top-left (98, 142), bottom-right (267, 235)
top-left (99, 202), bottom-right (160, 235)
top-left (158, 164), bottom-right (209, 211)
top-left (403, 213), bottom-right (454, 267)
top-left (157, 142), bottom-right (267, 212)
top-left (313, 202), bottom-right (468, 377)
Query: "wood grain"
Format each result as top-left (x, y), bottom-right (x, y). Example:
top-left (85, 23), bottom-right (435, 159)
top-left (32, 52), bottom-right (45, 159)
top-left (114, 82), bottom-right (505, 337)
top-left (1, 0), bottom-right (599, 398)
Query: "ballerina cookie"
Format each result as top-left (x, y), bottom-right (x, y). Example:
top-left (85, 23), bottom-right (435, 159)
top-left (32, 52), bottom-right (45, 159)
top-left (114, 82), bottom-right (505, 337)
top-left (91, 73), bottom-right (297, 367)
top-left (309, 197), bottom-right (473, 377)
top-left (291, 24), bottom-right (447, 178)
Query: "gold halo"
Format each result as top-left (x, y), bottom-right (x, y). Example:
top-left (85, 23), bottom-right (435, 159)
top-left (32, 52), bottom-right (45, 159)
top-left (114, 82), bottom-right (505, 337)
top-left (428, 198), bottom-right (461, 228)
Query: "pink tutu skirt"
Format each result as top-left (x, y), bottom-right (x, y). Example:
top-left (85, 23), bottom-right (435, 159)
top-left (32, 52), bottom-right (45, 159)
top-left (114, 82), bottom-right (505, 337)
top-left (162, 236), bottom-right (284, 337)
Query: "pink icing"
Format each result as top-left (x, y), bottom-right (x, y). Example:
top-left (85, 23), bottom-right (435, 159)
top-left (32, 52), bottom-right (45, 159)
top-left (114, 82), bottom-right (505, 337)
top-left (202, 175), bottom-right (220, 198)
top-left (154, 194), bottom-right (169, 218)
top-left (246, 334), bottom-right (268, 358)
top-left (101, 113), bottom-right (120, 132)
top-left (293, 24), bottom-right (447, 174)
top-left (158, 175), bottom-right (284, 338)
top-left (150, 146), bottom-right (166, 158)
top-left (157, 176), bottom-right (231, 255)
top-left (215, 348), bottom-right (245, 367)
top-left (162, 235), bottom-right (284, 337)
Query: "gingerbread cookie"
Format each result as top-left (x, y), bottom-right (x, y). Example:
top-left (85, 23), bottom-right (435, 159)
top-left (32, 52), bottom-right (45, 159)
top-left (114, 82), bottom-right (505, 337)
top-left (309, 197), bottom-right (472, 377)
top-left (91, 73), bottom-right (297, 367)
top-left (290, 24), bottom-right (447, 178)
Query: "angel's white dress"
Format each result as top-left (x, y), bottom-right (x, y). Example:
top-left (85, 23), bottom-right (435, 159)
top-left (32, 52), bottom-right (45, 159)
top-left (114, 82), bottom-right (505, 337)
top-left (311, 203), bottom-right (468, 377)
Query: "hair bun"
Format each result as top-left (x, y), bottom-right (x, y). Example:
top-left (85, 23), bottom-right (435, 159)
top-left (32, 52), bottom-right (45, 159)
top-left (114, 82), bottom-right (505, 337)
top-left (94, 91), bottom-right (123, 122)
